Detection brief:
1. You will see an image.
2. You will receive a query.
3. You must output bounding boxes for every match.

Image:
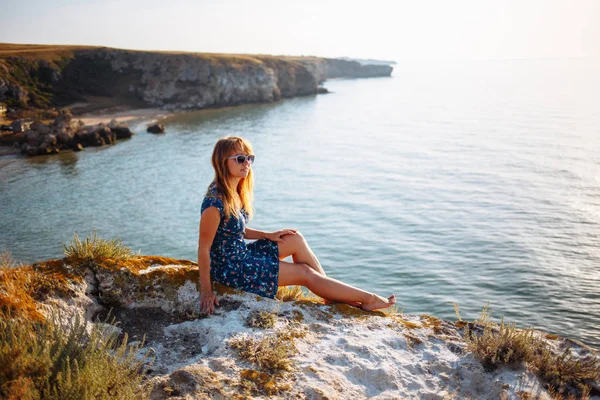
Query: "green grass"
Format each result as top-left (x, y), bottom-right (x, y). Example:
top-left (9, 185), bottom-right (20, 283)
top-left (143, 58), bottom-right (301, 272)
top-left (63, 230), bottom-right (137, 266)
top-left (0, 312), bottom-right (152, 400)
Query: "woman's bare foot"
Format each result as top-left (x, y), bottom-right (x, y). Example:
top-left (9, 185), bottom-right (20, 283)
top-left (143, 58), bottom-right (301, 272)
top-left (361, 294), bottom-right (396, 311)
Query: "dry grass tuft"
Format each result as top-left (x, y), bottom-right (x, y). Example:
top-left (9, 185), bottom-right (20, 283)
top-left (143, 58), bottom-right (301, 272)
top-left (0, 266), bottom-right (45, 322)
top-left (547, 384), bottom-right (592, 400)
top-left (421, 315), bottom-right (445, 334)
top-left (389, 315), bottom-right (423, 330)
top-left (1, 251), bottom-right (21, 269)
top-left (302, 290), bottom-right (326, 304)
top-left (229, 332), bottom-right (296, 373)
top-left (275, 286), bottom-right (328, 304)
top-left (381, 303), bottom-right (403, 316)
top-left (239, 369), bottom-right (291, 396)
top-left (465, 318), bottom-right (537, 371)
top-left (1, 254), bottom-right (84, 321)
top-left (276, 286), bottom-right (305, 302)
top-left (462, 303), bottom-right (536, 371)
top-left (460, 303), bottom-right (599, 397)
top-left (453, 302), bottom-right (462, 321)
top-left (63, 230), bottom-right (136, 266)
top-left (0, 312), bottom-right (151, 399)
top-left (278, 323), bottom-right (308, 341)
top-left (245, 310), bottom-right (278, 329)
top-left (0, 260), bottom-right (76, 322)
top-left (532, 347), bottom-right (600, 396)
top-left (230, 323), bottom-right (307, 397)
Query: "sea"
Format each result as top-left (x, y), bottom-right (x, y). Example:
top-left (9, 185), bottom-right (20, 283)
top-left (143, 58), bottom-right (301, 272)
top-left (1, 58), bottom-right (599, 349)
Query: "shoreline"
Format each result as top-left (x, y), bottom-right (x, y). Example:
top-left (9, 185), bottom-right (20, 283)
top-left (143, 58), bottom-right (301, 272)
top-left (75, 107), bottom-right (175, 126)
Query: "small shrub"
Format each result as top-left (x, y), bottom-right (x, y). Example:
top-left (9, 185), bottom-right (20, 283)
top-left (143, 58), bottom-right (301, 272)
top-left (63, 230), bottom-right (136, 266)
top-left (229, 332), bottom-right (296, 373)
top-left (245, 310), bottom-right (278, 329)
top-left (465, 318), bottom-right (537, 371)
top-left (461, 303), bottom-right (598, 397)
top-left (462, 303), bottom-right (536, 371)
top-left (0, 312), bottom-right (152, 400)
top-left (533, 346), bottom-right (600, 396)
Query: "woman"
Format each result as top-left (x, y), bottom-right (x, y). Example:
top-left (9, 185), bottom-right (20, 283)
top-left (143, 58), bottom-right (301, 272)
top-left (198, 136), bottom-right (396, 314)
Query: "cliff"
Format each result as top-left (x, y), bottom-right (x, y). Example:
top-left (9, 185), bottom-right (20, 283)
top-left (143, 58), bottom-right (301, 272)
top-left (0, 44), bottom-right (393, 114)
top-left (288, 56), bottom-right (394, 83)
top-left (2, 248), bottom-right (599, 399)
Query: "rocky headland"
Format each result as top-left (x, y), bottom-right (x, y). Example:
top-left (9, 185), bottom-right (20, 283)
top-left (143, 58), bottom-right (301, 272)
top-left (1, 247), bottom-right (599, 399)
top-left (0, 44), bottom-right (392, 114)
top-left (0, 43), bottom-right (393, 157)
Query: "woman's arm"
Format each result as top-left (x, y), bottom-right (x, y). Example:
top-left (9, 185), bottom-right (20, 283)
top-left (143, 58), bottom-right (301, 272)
top-left (244, 227), bottom-right (298, 242)
top-left (244, 227), bottom-right (267, 240)
top-left (198, 206), bottom-right (220, 314)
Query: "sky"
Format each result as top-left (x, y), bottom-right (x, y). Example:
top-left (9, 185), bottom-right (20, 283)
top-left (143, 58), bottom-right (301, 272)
top-left (1, 0), bottom-right (599, 61)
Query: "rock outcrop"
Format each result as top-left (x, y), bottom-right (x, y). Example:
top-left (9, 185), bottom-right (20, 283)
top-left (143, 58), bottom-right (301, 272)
top-left (147, 123), bottom-right (165, 134)
top-left (2, 110), bottom-right (134, 156)
top-left (3, 255), bottom-right (598, 399)
top-left (294, 57), bottom-right (394, 84)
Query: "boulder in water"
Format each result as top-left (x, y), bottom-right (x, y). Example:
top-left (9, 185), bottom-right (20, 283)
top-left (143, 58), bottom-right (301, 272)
top-left (147, 123), bottom-right (165, 134)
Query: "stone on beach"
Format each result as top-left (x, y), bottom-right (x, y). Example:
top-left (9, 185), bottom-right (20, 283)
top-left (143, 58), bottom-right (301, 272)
top-left (10, 118), bottom-right (32, 133)
top-left (11, 109), bottom-right (134, 156)
top-left (147, 123), bottom-right (165, 134)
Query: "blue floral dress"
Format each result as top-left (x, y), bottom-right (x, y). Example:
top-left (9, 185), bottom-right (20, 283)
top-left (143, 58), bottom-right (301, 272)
top-left (201, 187), bottom-right (280, 298)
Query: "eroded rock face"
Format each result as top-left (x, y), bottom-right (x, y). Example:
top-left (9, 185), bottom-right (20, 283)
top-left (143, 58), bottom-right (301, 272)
top-left (80, 49), bottom-right (315, 110)
top-left (7, 256), bottom-right (599, 400)
top-left (2, 48), bottom-right (392, 116)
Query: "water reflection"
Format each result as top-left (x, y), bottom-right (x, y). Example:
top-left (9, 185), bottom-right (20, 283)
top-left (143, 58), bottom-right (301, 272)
top-left (163, 95), bottom-right (318, 133)
top-left (23, 150), bottom-right (80, 176)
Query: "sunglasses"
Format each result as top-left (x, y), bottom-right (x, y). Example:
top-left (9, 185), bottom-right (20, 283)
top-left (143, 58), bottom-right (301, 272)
top-left (228, 154), bottom-right (255, 164)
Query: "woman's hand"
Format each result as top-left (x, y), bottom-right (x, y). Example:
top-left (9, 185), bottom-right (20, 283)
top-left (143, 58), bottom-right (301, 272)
top-left (200, 291), bottom-right (220, 315)
top-left (265, 229), bottom-right (297, 243)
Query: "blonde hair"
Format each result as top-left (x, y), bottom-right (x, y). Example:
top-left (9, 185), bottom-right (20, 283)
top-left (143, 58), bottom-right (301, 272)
top-left (207, 136), bottom-right (254, 220)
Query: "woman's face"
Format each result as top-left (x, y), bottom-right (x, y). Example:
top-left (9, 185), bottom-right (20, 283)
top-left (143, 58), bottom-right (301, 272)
top-left (226, 148), bottom-right (253, 179)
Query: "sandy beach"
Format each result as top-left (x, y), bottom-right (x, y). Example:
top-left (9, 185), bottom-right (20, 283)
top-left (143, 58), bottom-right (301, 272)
top-left (76, 107), bottom-right (174, 126)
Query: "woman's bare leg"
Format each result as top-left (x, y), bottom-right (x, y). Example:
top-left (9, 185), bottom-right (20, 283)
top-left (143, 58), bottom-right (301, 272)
top-left (277, 261), bottom-right (396, 311)
top-left (277, 232), bottom-right (325, 275)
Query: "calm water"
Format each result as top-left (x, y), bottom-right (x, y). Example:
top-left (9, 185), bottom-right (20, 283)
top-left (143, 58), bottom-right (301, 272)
top-left (1, 59), bottom-right (599, 348)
